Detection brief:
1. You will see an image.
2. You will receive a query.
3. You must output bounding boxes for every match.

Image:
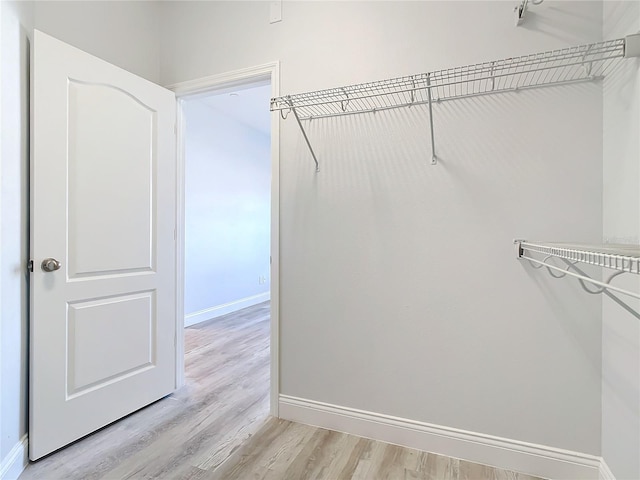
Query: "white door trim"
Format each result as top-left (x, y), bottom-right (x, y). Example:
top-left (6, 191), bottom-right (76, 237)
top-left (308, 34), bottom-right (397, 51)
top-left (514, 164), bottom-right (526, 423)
top-left (167, 61), bottom-right (281, 417)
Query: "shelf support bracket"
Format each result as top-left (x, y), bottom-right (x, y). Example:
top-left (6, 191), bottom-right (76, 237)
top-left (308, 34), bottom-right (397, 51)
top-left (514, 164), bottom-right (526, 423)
top-left (289, 100), bottom-right (320, 172)
top-left (426, 74), bottom-right (438, 165)
top-left (514, 0), bottom-right (527, 26)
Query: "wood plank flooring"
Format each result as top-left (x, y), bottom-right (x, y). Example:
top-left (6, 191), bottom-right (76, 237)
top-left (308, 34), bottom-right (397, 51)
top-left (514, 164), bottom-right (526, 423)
top-left (20, 302), bottom-right (271, 480)
top-left (206, 418), bottom-right (543, 480)
top-left (20, 301), bottom-right (544, 480)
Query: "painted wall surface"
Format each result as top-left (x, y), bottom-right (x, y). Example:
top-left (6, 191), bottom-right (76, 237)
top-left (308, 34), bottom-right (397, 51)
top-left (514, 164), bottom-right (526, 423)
top-left (33, 1), bottom-right (161, 83)
top-left (1, 0), bottom-right (33, 465)
top-left (1, 0), bottom-right (161, 471)
top-left (184, 93), bottom-right (271, 319)
top-left (602, 2), bottom-right (640, 478)
top-left (7, 0), bottom-right (637, 473)
top-left (161, 1), bottom-right (604, 454)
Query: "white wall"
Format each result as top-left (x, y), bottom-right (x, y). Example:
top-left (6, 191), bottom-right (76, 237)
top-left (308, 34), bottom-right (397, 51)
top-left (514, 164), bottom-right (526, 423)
top-left (602, 2), bottom-right (640, 478)
top-left (161, 0), bottom-right (604, 456)
top-left (5, 1), bottom-right (637, 477)
top-left (184, 92), bottom-right (271, 324)
top-left (33, 1), bottom-right (161, 83)
top-left (0, 2), bottom-right (161, 476)
top-left (1, 2), bottom-right (33, 472)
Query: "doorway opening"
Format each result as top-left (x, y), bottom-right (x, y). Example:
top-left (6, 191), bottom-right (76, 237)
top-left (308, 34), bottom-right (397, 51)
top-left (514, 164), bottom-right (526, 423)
top-left (181, 80), bottom-right (272, 428)
top-left (173, 64), bottom-right (280, 435)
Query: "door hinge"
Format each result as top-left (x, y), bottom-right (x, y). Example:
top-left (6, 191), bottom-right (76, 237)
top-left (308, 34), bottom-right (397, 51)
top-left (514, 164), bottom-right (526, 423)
top-left (27, 260), bottom-right (34, 273)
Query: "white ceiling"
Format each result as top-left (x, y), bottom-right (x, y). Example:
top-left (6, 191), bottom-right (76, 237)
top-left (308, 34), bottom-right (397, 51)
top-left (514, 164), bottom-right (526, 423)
top-left (193, 83), bottom-right (272, 135)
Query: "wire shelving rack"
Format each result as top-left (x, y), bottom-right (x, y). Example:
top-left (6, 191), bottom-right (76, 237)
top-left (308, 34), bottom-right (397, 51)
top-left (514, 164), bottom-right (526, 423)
top-left (271, 34), bottom-right (640, 170)
top-left (515, 241), bottom-right (640, 300)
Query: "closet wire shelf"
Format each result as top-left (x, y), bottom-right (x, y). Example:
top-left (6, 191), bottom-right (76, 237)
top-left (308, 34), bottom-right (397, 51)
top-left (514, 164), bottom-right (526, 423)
top-left (515, 241), bottom-right (640, 300)
top-left (271, 34), bottom-right (640, 170)
top-left (272, 38), bottom-right (624, 119)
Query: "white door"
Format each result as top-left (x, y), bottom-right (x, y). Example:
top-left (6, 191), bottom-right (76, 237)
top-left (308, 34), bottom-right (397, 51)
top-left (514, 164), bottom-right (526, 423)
top-left (30, 30), bottom-right (177, 460)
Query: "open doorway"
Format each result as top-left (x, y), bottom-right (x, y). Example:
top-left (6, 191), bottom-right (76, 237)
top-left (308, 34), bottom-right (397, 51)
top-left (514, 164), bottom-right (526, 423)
top-left (172, 63), bottom-right (280, 420)
top-left (179, 80), bottom-right (273, 439)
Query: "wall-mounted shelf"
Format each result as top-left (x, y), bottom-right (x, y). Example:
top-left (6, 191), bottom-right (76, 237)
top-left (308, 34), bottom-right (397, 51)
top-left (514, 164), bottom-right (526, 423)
top-left (515, 240), bottom-right (640, 299)
top-left (271, 34), bottom-right (640, 171)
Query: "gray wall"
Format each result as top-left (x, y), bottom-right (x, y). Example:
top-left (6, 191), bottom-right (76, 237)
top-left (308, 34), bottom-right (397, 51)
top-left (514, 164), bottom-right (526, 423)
top-left (160, 1), bottom-right (604, 454)
top-left (184, 95), bottom-right (271, 322)
top-left (1, 0), bottom-right (34, 465)
top-left (33, 1), bottom-right (161, 83)
top-left (602, 2), bottom-right (640, 478)
top-left (4, 1), bottom-right (639, 475)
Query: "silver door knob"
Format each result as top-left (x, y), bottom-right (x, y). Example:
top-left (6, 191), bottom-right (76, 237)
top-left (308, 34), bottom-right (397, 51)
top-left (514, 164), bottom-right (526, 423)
top-left (41, 258), bottom-right (61, 272)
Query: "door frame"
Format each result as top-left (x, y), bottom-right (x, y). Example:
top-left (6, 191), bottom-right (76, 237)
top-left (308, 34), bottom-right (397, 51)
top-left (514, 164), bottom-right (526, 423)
top-left (167, 62), bottom-right (280, 417)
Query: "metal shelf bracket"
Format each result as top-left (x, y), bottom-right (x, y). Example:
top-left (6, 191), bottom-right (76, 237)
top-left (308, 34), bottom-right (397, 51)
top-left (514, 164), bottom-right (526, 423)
top-left (288, 98), bottom-right (319, 172)
top-left (426, 73), bottom-right (437, 165)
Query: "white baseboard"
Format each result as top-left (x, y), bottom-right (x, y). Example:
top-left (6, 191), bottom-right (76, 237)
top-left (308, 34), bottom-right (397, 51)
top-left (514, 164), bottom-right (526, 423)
top-left (599, 459), bottom-right (616, 480)
top-left (279, 395), bottom-right (604, 480)
top-left (0, 402), bottom-right (615, 480)
top-left (184, 292), bottom-right (270, 327)
top-left (0, 435), bottom-right (28, 480)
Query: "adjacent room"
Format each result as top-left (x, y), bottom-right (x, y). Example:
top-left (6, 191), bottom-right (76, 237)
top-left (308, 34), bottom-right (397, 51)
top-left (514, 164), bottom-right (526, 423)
top-left (183, 82), bottom-right (272, 331)
top-left (1, 1), bottom-right (639, 479)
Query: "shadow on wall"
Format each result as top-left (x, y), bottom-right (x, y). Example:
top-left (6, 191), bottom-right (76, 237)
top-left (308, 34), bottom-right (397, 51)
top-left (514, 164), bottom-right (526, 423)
top-left (22, 26), bottom-right (32, 453)
top-left (286, 80), bottom-right (601, 209)
top-left (517, 5), bottom-right (602, 44)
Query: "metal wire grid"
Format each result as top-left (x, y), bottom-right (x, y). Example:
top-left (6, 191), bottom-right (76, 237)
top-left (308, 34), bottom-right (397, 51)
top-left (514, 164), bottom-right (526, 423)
top-left (271, 75), bottom-right (431, 120)
top-left (271, 38), bottom-right (625, 120)
top-left (518, 241), bottom-right (640, 274)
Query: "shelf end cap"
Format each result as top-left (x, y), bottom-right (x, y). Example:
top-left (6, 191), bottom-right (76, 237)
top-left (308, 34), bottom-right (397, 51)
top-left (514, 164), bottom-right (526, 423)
top-left (624, 33), bottom-right (640, 58)
top-left (514, 239), bottom-right (526, 258)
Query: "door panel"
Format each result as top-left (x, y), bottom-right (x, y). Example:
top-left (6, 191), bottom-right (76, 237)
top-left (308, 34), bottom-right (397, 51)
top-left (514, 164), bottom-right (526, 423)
top-left (67, 291), bottom-right (156, 397)
top-left (67, 80), bottom-right (155, 276)
top-left (30, 30), bottom-right (177, 460)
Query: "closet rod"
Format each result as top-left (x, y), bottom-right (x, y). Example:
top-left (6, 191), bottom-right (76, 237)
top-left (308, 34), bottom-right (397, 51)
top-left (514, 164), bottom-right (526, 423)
top-left (272, 34), bottom-right (640, 171)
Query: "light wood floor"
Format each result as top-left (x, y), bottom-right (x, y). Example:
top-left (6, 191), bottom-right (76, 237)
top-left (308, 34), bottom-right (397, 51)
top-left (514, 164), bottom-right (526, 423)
top-left (20, 302), bottom-right (271, 480)
top-left (20, 301), bottom-right (543, 480)
top-left (207, 417), bottom-right (544, 480)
